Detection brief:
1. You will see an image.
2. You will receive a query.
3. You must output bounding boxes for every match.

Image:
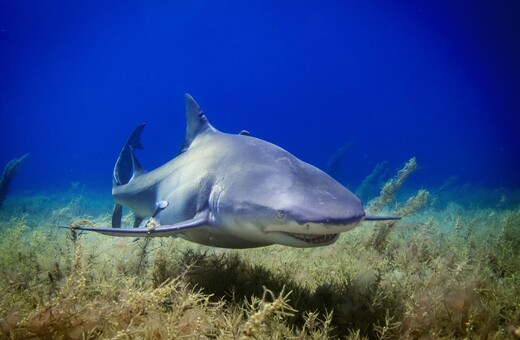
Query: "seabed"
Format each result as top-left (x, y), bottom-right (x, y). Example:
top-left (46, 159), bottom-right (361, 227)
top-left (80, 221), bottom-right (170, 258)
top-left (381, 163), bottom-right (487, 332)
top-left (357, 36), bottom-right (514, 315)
top-left (0, 178), bottom-right (519, 339)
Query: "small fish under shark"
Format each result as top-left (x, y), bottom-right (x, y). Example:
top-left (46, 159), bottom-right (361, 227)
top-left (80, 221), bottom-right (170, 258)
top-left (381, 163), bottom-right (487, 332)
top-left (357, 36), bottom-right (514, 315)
top-left (63, 94), bottom-right (398, 248)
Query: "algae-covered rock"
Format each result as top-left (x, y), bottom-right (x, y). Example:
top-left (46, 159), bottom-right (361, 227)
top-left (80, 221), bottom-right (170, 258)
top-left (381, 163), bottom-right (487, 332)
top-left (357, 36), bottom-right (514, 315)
top-left (0, 153), bottom-right (29, 208)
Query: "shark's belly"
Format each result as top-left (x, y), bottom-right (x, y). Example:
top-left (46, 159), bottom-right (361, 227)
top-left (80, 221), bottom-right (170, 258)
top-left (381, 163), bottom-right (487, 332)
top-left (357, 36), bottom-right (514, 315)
top-left (177, 227), bottom-right (271, 249)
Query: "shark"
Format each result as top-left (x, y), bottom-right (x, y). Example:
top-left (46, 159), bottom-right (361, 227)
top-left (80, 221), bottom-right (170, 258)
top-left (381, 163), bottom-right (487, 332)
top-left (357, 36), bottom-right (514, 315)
top-left (64, 94), bottom-right (398, 248)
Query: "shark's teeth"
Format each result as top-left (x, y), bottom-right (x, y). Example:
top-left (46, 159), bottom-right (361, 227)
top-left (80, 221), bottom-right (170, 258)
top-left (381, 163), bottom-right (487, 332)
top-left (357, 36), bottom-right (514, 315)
top-left (286, 233), bottom-right (338, 244)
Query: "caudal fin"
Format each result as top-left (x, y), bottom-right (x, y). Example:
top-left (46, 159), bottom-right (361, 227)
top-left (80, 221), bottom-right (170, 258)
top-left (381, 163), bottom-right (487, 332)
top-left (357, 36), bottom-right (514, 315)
top-left (113, 124), bottom-right (146, 186)
top-left (111, 124), bottom-right (146, 228)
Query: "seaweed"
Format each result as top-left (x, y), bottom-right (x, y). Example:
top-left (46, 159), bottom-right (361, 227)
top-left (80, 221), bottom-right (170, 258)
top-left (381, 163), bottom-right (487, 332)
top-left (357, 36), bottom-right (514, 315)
top-left (326, 142), bottom-right (352, 181)
top-left (0, 179), bottom-right (519, 338)
top-left (0, 154), bottom-right (29, 209)
top-left (356, 161), bottom-right (388, 202)
top-left (366, 158), bottom-right (429, 252)
top-left (368, 157), bottom-right (418, 213)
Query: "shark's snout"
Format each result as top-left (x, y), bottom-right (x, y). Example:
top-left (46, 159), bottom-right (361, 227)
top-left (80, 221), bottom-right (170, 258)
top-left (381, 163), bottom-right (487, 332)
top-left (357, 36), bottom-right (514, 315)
top-left (259, 187), bottom-right (366, 247)
top-left (290, 191), bottom-right (365, 229)
top-left (258, 203), bottom-right (365, 247)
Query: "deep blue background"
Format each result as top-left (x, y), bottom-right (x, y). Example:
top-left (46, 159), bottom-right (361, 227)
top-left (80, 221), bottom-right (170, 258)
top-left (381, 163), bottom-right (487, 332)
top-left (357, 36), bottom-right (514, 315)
top-left (1, 1), bottom-right (519, 193)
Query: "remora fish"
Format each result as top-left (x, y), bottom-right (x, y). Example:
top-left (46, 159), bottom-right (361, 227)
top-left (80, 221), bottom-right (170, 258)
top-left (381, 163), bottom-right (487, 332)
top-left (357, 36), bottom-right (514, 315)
top-left (64, 94), bottom-right (398, 248)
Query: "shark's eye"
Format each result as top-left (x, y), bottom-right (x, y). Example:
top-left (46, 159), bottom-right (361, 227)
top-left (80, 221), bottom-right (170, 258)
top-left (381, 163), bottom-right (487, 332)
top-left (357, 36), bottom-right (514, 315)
top-left (276, 210), bottom-right (285, 219)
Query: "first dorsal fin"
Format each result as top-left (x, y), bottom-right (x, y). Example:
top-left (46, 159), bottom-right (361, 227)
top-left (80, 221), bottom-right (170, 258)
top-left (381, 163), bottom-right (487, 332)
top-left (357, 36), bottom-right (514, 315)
top-left (180, 94), bottom-right (216, 153)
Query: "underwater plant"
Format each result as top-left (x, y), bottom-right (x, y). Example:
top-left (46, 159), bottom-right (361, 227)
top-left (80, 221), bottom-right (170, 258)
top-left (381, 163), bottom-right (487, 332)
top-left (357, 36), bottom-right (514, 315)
top-left (366, 158), bottom-right (430, 252)
top-left (1, 172), bottom-right (519, 338)
top-left (0, 153), bottom-right (29, 209)
top-left (326, 142), bottom-right (352, 181)
top-left (368, 157), bottom-right (418, 213)
top-left (355, 161), bottom-right (388, 202)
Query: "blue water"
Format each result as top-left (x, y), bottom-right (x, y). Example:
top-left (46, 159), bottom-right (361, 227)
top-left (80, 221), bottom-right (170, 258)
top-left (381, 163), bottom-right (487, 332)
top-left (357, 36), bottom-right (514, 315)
top-left (1, 1), bottom-right (519, 194)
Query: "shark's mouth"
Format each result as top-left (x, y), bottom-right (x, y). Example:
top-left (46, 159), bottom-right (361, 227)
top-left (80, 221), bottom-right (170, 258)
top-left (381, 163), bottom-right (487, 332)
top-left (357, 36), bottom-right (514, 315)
top-left (285, 232), bottom-right (339, 244)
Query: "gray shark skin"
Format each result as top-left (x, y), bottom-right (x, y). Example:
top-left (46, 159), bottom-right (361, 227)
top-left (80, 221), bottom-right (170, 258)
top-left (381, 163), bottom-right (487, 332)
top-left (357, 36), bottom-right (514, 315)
top-left (64, 94), bottom-right (399, 248)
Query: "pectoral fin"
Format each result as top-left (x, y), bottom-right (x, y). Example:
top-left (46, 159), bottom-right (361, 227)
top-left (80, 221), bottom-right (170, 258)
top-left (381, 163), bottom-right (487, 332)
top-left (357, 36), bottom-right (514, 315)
top-left (62, 212), bottom-right (209, 238)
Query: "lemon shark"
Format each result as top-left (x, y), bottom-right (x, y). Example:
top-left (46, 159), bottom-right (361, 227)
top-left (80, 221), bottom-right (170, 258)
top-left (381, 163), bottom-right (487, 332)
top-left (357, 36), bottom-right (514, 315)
top-left (65, 94), bottom-right (398, 248)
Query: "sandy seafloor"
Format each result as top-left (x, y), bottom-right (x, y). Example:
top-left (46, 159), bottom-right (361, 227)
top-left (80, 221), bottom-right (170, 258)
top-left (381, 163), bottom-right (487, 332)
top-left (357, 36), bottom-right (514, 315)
top-left (0, 182), bottom-right (519, 339)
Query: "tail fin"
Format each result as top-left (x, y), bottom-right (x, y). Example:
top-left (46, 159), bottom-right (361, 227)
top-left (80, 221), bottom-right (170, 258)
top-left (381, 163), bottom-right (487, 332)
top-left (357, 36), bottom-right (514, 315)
top-left (113, 124), bottom-right (146, 186)
top-left (112, 124), bottom-right (145, 228)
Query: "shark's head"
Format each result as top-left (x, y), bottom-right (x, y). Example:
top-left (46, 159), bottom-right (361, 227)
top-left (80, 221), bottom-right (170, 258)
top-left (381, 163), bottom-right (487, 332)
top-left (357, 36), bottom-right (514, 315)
top-left (214, 138), bottom-right (365, 248)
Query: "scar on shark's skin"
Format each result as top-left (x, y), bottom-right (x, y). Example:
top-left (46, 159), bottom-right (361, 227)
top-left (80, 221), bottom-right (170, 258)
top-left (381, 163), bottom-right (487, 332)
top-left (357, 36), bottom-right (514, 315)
top-left (62, 94), bottom-right (399, 248)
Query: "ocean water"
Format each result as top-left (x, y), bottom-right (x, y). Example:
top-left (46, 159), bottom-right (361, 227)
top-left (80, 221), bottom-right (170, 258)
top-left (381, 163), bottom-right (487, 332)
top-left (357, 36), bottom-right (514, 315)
top-left (1, 1), bottom-right (519, 192)
top-left (1, 1), bottom-right (519, 338)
